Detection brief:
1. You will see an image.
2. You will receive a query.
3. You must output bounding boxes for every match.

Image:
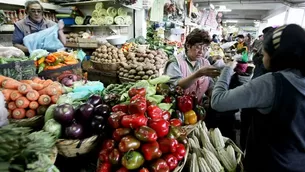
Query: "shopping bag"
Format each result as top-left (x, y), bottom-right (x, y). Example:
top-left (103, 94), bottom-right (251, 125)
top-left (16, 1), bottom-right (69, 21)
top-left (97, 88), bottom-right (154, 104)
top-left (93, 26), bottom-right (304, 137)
top-left (241, 51), bottom-right (248, 62)
top-left (23, 24), bottom-right (64, 53)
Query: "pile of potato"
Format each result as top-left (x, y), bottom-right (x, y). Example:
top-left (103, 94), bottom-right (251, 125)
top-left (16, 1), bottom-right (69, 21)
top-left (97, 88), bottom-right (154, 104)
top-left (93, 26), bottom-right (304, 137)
top-left (66, 31), bottom-right (92, 43)
top-left (118, 49), bottom-right (168, 80)
top-left (91, 43), bottom-right (126, 63)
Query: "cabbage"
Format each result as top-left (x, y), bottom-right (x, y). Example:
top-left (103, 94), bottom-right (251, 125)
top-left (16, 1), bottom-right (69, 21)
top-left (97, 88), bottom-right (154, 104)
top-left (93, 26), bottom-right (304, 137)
top-left (44, 104), bottom-right (57, 123)
top-left (43, 119), bottom-right (62, 139)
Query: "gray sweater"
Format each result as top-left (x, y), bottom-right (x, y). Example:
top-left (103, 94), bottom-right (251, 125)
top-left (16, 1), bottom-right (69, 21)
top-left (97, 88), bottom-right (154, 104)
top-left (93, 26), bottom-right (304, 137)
top-left (211, 66), bottom-right (305, 114)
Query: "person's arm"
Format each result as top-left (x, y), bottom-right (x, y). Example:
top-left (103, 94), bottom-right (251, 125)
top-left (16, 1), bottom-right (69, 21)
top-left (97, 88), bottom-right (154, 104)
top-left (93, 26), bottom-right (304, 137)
top-left (211, 65), bottom-right (276, 114)
top-left (58, 29), bottom-right (66, 45)
top-left (12, 25), bottom-right (28, 53)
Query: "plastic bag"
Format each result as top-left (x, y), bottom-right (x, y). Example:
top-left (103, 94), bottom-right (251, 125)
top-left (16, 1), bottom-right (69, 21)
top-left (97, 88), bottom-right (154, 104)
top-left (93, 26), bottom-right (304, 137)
top-left (0, 46), bottom-right (25, 58)
top-left (0, 92), bottom-right (9, 127)
top-left (241, 51), bottom-right (248, 62)
top-left (23, 25), bottom-right (64, 53)
top-left (30, 49), bottom-right (49, 60)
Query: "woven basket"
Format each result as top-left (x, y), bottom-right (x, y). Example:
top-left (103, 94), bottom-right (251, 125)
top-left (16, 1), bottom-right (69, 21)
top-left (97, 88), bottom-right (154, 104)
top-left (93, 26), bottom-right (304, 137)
top-left (91, 60), bottom-right (119, 71)
top-left (223, 137), bottom-right (244, 172)
top-left (56, 135), bottom-right (98, 157)
top-left (182, 122), bottom-right (200, 135)
top-left (9, 115), bottom-right (43, 128)
top-left (50, 146), bottom-right (58, 164)
top-left (118, 76), bottom-right (136, 83)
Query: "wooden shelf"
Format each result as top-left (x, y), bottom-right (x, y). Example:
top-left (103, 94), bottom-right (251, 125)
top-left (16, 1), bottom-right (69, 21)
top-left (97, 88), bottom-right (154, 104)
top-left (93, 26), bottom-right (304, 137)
top-left (60, 0), bottom-right (113, 6)
top-left (0, 0), bottom-right (60, 10)
top-left (65, 44), bottom-right (98, 49)
top-left (67, 25), bottom-right (130, 27)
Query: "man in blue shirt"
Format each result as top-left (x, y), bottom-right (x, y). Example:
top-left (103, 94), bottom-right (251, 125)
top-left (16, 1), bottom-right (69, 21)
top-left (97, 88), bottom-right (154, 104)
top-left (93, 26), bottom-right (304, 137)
top-left (12, 0), bottom-right (66, 54)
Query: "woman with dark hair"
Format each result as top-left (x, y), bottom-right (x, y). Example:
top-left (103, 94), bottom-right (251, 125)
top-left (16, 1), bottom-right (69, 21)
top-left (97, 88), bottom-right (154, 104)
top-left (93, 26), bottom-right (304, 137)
top-left (165, 29), bottom-right (220, 104)
top-left (211, 24), bottom-right (305, 171)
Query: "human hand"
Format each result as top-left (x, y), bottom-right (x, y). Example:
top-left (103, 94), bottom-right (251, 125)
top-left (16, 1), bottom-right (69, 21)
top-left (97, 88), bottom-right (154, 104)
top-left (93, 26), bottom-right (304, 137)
top-left (227, 60), bottom-right (237, 69)
top-left (58, 20), bottom-right (64, 30)
top-left (195, 66), bottom-right (221, 78)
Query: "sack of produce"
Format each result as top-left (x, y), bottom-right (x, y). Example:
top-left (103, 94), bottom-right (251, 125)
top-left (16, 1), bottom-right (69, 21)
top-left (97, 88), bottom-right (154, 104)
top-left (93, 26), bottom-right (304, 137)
top-left (0, 60), bottom-right (36, 80)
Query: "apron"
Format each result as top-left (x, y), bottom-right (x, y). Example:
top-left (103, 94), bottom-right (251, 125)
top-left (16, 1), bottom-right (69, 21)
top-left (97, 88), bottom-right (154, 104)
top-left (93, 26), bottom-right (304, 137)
top-left (176, 55), bottom-right (210, 104)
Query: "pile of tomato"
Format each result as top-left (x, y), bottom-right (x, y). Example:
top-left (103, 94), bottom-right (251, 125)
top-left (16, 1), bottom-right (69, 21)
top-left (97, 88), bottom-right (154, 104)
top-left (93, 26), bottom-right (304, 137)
top-left (97, 88), bottom-right (187, 172)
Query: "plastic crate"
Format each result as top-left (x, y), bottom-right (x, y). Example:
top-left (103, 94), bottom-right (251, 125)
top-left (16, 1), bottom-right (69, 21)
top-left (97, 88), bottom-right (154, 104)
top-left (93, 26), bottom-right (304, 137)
top-left (59, 18), bottom-right (75, 25)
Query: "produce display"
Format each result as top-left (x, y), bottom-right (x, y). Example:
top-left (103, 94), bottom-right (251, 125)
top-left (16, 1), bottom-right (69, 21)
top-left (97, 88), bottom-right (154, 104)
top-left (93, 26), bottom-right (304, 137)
top-left (0, 75), bottom-right (63, 119)
top-left (0, 124), bottom-right (58, 171)
top-left (118, 49), bottom-right (168, 80)
top-left (91, 43), bottom-right (126, 63)
top-left (66, 31), bottom-right (93, 43)
top-left (35, 51), bottom-right (79, 73)
top-left (186, 121), bottom-right (242, 172)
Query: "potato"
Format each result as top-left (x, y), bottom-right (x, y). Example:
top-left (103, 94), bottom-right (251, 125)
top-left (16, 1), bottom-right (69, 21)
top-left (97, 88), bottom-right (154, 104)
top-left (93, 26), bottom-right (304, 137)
top-left (112, 59), bottom-right (117, 63)
top-left (119, 72), bottom-right (124, 76)
top-left (102, 54), bottom-right (108, 58)
top-left (150, 59), bottom-right (156, 64)
top-left (127, 53), bottom-right (135, 60)
top-left (151, 74), bottom-right (157, 78)
top-left (117, 59), bottom-right (121, 62)
top-left (134, 76), bottom-right (141, 80)
top-left (142, 75), bottom-right (149, 80)
top-left (97, 53), bottom-right (102, 58)
top-left (118, 49), bottom-right (123, 54)
top-left (123, 73), bottom-right (129, 77)
top-left (138, 71), bottom-right (145, 76)
top-left (105, 43), bottom-right (111, 47)
top-left (147, 54), bottom-right (154, 59)
top-left (136, 66), bottom-right (143, 71)
top-left (136, 53), bottom-right (143, 57)
top-left (123, 69), bottom-right (129, 73)
top-left (146, 70), bottom-right (154, 75)
top-left (97, 48), bottom-right (102, 53)
top-left (156, 65), bottom-right (162, 69)
top-left (92, 52), bottom-right (98, 56)
top-left (101, 45), bottom-right (107, 49)
top-left (101, 49), bottom-right (107, 54)
top-left (128, 75), bottom-right (135, 79)
top-left (129, 69), bottom-right (137, 74)
top-left (120, 68), bottom-right (125, 72)
top-left (112, 54), bottom-right (118, 59)
top-left (138, 57), bottom-right (144, 62)
top-left (151, 51), bottom-right (158, 56)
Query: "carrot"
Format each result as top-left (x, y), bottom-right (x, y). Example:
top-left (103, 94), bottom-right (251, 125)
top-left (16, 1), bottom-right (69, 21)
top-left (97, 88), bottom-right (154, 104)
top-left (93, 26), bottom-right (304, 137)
top-left (50, 83), bottom-right (63, 95)
top-left (10, 91), bottom-right (23, 101)
top-left (51, 95), bottom-right (59, 104)
top-left (38, 95), bottom-right (51, 106)
top-left (15, 97), bottom-right (30, 109)
top-left (12, 108), bottom-right (26, 119)
top-left (26, 90), bottom-right (40, 101)
top-left (29, 101), bottom-right (39, 110)
top-left (32, 77), bottom-right (42, 84)
top-left (30, 83), bottom-right (44, 91)
top-left (2, 79), bottom-right (21, 89)
top-left (0, 75), bottom-right (8, 85)
top-left (45, 65), bottom-right (62, 70)
top-left (42, 79), bottom-right (53, 88)
top-left (64, 60), bottom-right (78, 65)
top-left (1, 89), bottom-right (14, 101)
top-left (20, 80), bottom-right (33, 84)
top-left (7, 102), bottom-right (17, 110)
top-left (25, 109), bottom-right (36, 118)
top-left (18, 83), bottom-right (32, 94)
top-left (7, 109), bottom-right (12, 119)
top-left (38, 86), bottom-right (58, 96)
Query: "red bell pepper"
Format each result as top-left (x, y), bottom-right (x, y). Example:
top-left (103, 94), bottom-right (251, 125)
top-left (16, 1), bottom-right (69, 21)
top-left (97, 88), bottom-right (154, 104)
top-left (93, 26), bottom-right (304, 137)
top-left (173, 143), bottom-right (186, 161)
top-left (162, 110), bottom-right (171, 121)
top-left (177, 95), bottom-right (193, 113)
top-left (148, 119), bottom-right (170, 138)
top-left (121, 114), bottom-right (148, 129)
top-left (112, 104), bottom-right (128, 113)
top-left (163, 154), bottom-right (178, 170)
top-left (139, 167), bottom-right (149, 172)
top-left (141, 141), bottom-right (162, 161)
top-left (150, 159), bottom-right (170, 172)
top-left (97, 162), bottom-right (111, 172)
top-left (112, 128), bottom-right (132, 142)
top-left (101, 139), bottom-right (116, 152)
top-left (134, 126), bottom-right (158, 142)
top-left (170, 118), bottom-right (182, 127)
top-left (128, 87), bottom-right (146, 98)
top-left (147, 105), bottom-right (163, 120)
top-left (109, 148), bottom-right (121, 165)
top-left (158, 138), bottom-right (178, 153)
top-left (108, 111), bottom-right (127, 129)
top-left (99, 149), bottom-right (110, 162)
top-left (116, 167), bottom-right (129, 172)
top-left (129, 94), bottom-right (147, 114)
top-left (118, 135), bottom-right (141, 153)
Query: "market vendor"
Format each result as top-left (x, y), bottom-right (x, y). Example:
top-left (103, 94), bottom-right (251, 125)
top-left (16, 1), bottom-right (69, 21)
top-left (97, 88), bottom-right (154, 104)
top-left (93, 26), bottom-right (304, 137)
top-left (12, 0), bottom-right (66, 54)
top-left (211, 24), bottom-right (305, 172)
top-left (231, 34), bottom-right (248, 54)
top-left (164, 29), bottom-right (220, 104)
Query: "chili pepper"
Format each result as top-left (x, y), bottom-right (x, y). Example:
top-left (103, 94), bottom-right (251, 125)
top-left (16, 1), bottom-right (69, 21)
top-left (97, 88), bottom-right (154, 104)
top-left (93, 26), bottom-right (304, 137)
top-left (163, 154), bottom-right (178, 170)
top-left (99, 149), bottom-right (110, 162)
top-left (147, 105), bottom-right (163, 120)
top-left (167, 125), bottom-right (181, 139)
top-left (116, 167), bottom-right (128, 172)
top-left (112, 128), bottom-right (132, 142)
top-left (162, 110), bottom-right (171, 121)
top-left (108, 111), bottom-right (127, 129)
top-left (172, 143), bottom-right (186, 161)
top-left (134, 126), bottom-right (157, 142)
top-left (101, 139), bottom-right (116, 152)
top-left (128, 87), bottom-right (146, 98)
top-left (141, 141), bottom-right (162, 161)
top-left (177, 95), bottom-right (193, 113)
top-left (170, 118), bottom-right (182, 127)
top-left (121, 114), bottom-right (148, 129)
top-left (112, 104), bottom-right (128, 113)
top-left (129, 94), bottom-right (147, 114)
top-left (158, 138), bottom-right (178, 153)
top-left (171, 110), bottom-right (184, 124)
top-left (121, 151), bottom-right (145, 170)
top-left (150, 159), bottom-right (170, 172)
top-left (184, 110), bottom-right (197, 125)
top-left (118, 135), bottom-right (141, 153)
top-left (139, 167), bottom-right (149, 172)
top-left (109, 148), bottom-right (121, 165)
top-left (97, 162), bottom-right (111, 172)
top-left (194, 105), bottom-right (206, 121)
top-left (148, 119), bottom-right (170, 138)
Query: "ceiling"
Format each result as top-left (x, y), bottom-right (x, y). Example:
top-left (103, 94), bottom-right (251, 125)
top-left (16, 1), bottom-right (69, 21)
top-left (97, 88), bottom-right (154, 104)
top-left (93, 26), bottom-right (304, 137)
top-left (193, 0), bottom-right (305, 26)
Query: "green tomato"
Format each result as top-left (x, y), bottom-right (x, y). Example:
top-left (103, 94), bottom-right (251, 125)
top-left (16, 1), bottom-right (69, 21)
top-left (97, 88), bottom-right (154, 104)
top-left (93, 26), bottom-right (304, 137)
top-left (121, 151), bottom-right (145, 170)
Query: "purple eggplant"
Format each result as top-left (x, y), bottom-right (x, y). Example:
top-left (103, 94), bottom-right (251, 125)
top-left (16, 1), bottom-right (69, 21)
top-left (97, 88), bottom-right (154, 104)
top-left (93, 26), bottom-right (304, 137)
top-left (87, 94), bottom-right (103, 106)
top-left (65, 123), bottom-right (84, 139)
top-left (54, 103), bottom-right (75, 126)
top-left (75, 103), bottom-right (94, 122)
top-left (94, 104), bottom-right (110, 118)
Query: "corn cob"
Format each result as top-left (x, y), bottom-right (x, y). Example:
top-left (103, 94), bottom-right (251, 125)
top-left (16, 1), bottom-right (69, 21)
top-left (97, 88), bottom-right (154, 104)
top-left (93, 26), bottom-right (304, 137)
top-left (198, 157), bottom-right (212, 172)
top-left (218, 147), bottom-right (237, 172)
top-left (210, 128), bottom-right (225, 150)
top-left (202, 147), bottom-right (224, 172)
top-left (199, 127), bottom-right (218, 157)
top-left (190, 153), bottom-right (199, 172)
top-left (226, 145), bottom-right (237, 167)
top-left (191, 132), bottom-right (201, 147)
top-left (201, 121), bottom-right (209, 133)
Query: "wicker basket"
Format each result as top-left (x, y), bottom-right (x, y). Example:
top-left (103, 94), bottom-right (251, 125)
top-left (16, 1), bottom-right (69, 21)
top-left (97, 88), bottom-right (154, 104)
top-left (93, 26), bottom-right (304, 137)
top-left (91, 60), bottom-right (119, 71)
top-left (9, 115), bottom-right (43, 128)
top-left (182, 122), bottom-right (200, 135)
top-left (56, 135), bottom-right (98, 157)
top-left (50, 146), bottom-right (58, 164)
top-left (118, 76), bottom-right (136, 83)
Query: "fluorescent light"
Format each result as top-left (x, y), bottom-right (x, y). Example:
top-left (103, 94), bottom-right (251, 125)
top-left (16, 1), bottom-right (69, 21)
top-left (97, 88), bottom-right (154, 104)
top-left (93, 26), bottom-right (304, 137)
top-left (218, 9), bottom-right (232, 12)
top-left (210, 4), bottom-right (215, 9)
top-left (226, 20), bottom-right (238, 23)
